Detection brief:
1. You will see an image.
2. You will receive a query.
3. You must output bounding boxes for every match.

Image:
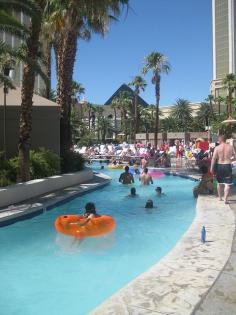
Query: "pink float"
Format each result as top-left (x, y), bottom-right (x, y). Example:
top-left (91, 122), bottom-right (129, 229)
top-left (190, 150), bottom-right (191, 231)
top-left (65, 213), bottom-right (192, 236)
top-left (148, 170), bottom-right (165, 178)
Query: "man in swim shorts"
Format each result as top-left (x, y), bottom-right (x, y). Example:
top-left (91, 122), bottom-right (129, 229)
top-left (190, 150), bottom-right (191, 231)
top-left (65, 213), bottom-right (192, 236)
top-left (119, 166), bottom-right (134, 184)
top-left (139, 168), bottom-right (153, 185)
top-left (210, 135), bottom-right (236, 203)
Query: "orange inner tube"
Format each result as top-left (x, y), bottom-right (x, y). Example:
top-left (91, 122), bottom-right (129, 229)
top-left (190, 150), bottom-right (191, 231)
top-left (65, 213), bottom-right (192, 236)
top-left (54, 215), bottom-right (116, 238)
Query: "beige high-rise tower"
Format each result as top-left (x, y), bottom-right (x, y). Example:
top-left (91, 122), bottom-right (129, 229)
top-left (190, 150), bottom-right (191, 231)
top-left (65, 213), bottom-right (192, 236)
top-left (211, 0), bottom-right (236, 97)
top-left (0, 11), bottom-right (45, 94)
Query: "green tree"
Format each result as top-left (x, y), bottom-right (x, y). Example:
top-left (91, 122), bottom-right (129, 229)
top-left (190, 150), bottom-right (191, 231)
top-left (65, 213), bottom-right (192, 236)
top-left (143, 51), bottom-right (170, 148)
top-left (111, 98), bottom-right (120, 139)
top-left (197, 102), bottom-right (213, 128)
top-left (129, 75), bottom-right (147, 138)
top-left (205, 94), bottom-right (215, 119)
top-left (171, 99), bottom-right (193, 131)
top-left (223, 73), bottom-right (236, 117)
top-left (215, 95), bottom-right (225, 116)
top-left (112, 91), bottom-right (133, 141)
top-left (160, 116), bottom-right (178, 132)
top-left (48, 0), bottom-right (129, 155)
top-left (1, 1), bottom-right (48, 181)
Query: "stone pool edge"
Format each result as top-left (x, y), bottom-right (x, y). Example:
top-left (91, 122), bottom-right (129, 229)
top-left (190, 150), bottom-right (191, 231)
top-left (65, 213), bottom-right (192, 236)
top-left (90, 176), bottom-right (235, 315)
top-left (0, 172), bottom-right (111, 227)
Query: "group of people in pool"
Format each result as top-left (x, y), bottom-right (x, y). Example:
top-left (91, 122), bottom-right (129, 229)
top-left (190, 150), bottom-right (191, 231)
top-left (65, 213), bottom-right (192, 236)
top-left (119, 165), bottom-right (153, 185)
top-left (128, 186), bottom-right (165, 208)
top-left (79, 166), bottom-right (164, 222)
top-left (118, 165), bottom-right (165, 209)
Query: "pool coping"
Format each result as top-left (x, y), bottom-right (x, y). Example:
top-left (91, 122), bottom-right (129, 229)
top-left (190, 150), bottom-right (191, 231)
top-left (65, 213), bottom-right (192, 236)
top-left (0, 172), bottom-right (111, 227)
top-left (90, 173), bottom-right (236, 315)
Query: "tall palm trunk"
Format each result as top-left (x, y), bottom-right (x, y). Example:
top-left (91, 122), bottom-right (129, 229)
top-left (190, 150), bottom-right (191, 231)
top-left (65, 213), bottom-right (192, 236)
top-left (113, 108), bottom-right (117, 139)
top-left (88, 107), bottom-right (91, 131)
top-left (45, 40), bottom-right (52, 99)
top-left (18, 12), bottom-right (42, 182)
top-left (229, 88), bottom-right (233, 116)
top-left (134, 91), bottom-right (138, 141)
top-left (154, 74), bottom-right (160, 149)
top-left (56, 28), bottom-right (77, 155)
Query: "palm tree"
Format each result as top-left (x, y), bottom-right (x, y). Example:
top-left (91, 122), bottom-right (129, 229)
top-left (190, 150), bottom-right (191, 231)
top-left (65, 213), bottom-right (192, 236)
top-left (111, 98), bottom-right (120, 139)
top-left (205, 94), bottom-right (215, 119)
top-left (171, 99), bottom-right (193, 132)
top-left (97, 116), bottom-right (113, 143)
top-left (0, 9), bottom-right (29, 87)
top-left (160, 117), bottom-right (178, 132)
top-left (215, 95), bottom-right (225, 115)
top-left (113, 91), bottom-right (133, 141)
top-left (129, 75), bottom-right (147, 139)
top-left (197, 102), bottom-right (213, 128)
top-left (47, 0), bottom-right (129, 155)
top-left (142, 52), bottom-right (170, 148)
top-left (1, 1), bottom-right (48, 181)
top-left (223, 73), bottom-right (236, 117)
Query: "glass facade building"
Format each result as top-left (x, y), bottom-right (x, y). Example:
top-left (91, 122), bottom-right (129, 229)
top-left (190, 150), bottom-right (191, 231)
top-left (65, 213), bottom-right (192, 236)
top-left (212, 0), bottom-right (236, 96)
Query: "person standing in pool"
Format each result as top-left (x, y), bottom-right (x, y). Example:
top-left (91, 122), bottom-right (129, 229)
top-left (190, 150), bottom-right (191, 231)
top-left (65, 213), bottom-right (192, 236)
top-left (139, 168), bottom-right (153, 185)
top-left (210, 135), bottom-right (236, 203)
top-left (119, 166), bottom-right (134, 184)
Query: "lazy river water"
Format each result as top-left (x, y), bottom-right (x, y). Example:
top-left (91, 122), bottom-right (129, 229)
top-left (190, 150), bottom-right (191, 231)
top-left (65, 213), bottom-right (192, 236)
top-left (0, 166), bottom-right (196, 315)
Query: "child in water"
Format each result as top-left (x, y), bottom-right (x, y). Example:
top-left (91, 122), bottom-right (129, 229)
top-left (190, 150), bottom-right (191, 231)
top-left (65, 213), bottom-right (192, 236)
top-left (128, 187), bottom-right (138, 197)
top-left (145, 199), bottom-right (154, 208)
top-left (155, 187), bottom-right (165, 197)
top-left (83, 202), bottom-right (100, 219)
top-left (70, 202), bottom-right (100, 227)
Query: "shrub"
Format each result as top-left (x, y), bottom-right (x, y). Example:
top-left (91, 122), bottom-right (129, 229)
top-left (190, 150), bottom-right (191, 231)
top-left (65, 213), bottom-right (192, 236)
top-left (0, 152), bottom-right (17, 185)
top-left (30, 148), bottom-right (61, 179)
top-left (61, 151), bottom-right (84, 173)
top-left (0, 149), bottom-right (61, 187)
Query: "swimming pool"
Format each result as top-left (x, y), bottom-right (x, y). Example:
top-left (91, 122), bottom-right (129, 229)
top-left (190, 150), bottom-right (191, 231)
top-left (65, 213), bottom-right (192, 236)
top-left (0, 166), bottom-right (196, 315)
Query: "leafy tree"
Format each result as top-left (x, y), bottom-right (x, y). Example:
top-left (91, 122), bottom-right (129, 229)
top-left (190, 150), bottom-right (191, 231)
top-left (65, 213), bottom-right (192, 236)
top-left (160, 116), bottom-right (179, 132)
top-left (143, 51), bottom-right (170, 148)
top-left (223, 73), bottom-right (236, 117)
top-left (205, 94), bottom-right (215, 119)
top-left (215, 95), bottom-right (226, 115)
top-left (129, 75), bottom-right (147, 138)
top-left (171, 99), bottom-right (193, 131)
top-left (1, 1), bottom-right (49, 181)
top-left (47, 0), bottom-right (129, 155)
top-left (197, 102), bottom-right (213, 128)
top-left (112, 91), bottom-right (133, 140)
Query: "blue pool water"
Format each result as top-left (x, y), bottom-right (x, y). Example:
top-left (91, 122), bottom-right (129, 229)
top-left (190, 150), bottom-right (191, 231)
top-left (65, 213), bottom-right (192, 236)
top-left (0, 166), bottom-right (196, 315)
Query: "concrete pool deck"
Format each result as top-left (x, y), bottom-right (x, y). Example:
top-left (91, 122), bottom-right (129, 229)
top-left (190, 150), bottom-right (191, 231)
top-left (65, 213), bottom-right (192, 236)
top-left (0, 172), bottom-right (111, 227)
top-left (91, 193), bottom-right (235, 314)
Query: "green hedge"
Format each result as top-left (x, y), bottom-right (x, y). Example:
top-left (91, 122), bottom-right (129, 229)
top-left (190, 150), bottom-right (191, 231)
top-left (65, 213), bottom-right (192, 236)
top-left (0, 149), bottom-right (85, 187)
top-left (61, 151), bottom-right (85, 173)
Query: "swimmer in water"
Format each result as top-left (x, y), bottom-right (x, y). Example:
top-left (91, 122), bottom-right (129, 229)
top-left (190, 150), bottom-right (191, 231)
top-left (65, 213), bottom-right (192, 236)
top-left (139, 168), bottom-right (153, 185)
top-left (119, 166), bottom-right (134, 184)
top-left (155, 187), bottom-right (165, 197)
top-left (70, 202), bottom-right (100, 227)
top-left (145, 199), bottom-right (154, 208)
top-left (128, 187), bottom-right (138, 197)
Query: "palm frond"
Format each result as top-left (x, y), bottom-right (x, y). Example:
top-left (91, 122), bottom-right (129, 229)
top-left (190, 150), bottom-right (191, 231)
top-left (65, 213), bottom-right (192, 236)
top-left (0, 10), bottom-right (29, 39)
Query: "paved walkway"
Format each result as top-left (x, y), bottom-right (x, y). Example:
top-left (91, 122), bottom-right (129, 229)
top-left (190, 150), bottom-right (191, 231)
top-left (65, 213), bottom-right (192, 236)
top-left (0, 173), bottom-right (110, 226)
top-left (194, 188), bottom-right (236, 315)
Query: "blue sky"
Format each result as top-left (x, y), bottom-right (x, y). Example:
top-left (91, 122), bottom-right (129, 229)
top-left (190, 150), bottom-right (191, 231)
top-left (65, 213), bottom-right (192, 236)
top-left (51, 0), bottom-right (212, 106)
